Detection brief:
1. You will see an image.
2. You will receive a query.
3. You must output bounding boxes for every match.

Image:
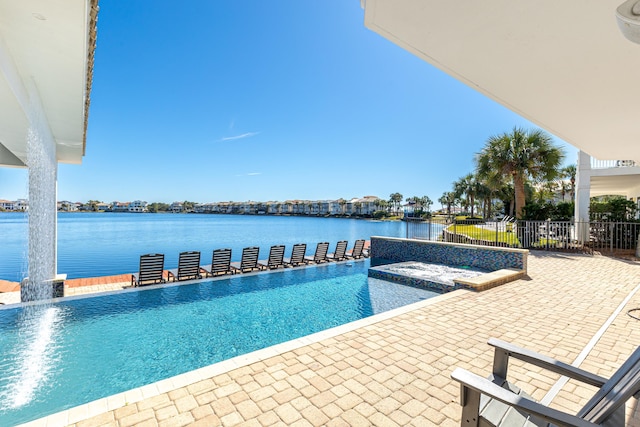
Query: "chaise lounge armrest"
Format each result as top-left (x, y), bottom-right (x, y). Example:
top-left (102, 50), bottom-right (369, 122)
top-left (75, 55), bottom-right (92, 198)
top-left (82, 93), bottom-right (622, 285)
top-left (488, 338), bottom-right (608, 387)
top-left (450, 368), bottom-right (598, 427)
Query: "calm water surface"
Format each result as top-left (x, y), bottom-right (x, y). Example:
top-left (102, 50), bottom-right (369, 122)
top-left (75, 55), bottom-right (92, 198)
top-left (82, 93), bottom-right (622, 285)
top-left (0, 213), bottom-right (407, 281)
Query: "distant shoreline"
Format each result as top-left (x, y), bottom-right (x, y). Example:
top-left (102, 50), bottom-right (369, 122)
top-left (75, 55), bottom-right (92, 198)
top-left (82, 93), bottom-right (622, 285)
top-left (1, 210), bottom-right (406, 222)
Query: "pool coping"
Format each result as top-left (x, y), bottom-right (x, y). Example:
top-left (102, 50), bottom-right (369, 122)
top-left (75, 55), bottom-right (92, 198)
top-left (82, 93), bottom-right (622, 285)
top-left (15, 260), bottom-right (467, 427)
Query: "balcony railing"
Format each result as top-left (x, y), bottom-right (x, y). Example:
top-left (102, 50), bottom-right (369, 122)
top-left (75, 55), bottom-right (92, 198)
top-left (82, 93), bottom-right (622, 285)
top-left (590, 159), bottom-right (637, 169)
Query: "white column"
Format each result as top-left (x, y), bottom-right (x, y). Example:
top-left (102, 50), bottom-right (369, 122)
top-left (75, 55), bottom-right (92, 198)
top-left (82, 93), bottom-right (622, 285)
top-left (25, 103), bottom-right (58, 301)
top-left (1, 34), bottom-right (59, 300)
top-left (574, 150), bottom-right (591, 241)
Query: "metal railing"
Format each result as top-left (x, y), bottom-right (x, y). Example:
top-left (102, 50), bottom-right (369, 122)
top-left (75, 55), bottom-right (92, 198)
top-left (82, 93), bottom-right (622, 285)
top-left (406, 219), bottom-right (640, 255)
top-left (590, 159), bottom-right (637, 169)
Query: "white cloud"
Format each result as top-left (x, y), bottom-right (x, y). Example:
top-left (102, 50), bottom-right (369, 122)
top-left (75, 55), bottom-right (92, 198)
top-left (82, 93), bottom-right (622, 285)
top-left (235, 172), bottom-right (262, 177)
top-left (218, 132), bottom-right (260, 142)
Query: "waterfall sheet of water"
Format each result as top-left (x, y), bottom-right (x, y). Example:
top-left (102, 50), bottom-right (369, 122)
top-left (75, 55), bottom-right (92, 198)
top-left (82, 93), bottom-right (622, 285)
top-left (0, 305), bottom-right (63, 411)
top-left (24, 102), bottom-right (57, 302)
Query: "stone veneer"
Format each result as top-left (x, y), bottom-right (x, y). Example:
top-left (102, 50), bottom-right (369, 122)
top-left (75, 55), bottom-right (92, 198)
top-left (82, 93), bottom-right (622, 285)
top-left (370, 237), bottom-right (528, 291)
top-left (371, 237), bottom-right (528, 271)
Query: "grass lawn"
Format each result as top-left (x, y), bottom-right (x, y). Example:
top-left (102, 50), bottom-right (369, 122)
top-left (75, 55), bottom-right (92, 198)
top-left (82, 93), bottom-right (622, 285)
top-left (446, 224), bottom-right (521, 246)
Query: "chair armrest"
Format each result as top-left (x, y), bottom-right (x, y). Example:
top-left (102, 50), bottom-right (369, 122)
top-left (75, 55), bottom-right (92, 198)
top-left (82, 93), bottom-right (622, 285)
top-left (451, 368), bottom-right (599, 427)
top-left (488, 338), bottom-right (607, 387)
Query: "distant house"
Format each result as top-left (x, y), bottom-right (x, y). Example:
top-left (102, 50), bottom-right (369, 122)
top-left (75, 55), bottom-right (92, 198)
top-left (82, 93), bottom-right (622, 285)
top-left (97, 202), bottom-right (110, 211)
top-left (0, 199), bottom-right (15, 211)
top-left (356, 196), bottom-right (381, 215)
top-left (128, 200), bottom-right (147, 213)
top-left (15, 199), bottom-right (28, 211)
top-left (169, 202), bottom-right (183, 213)
top-left (330, 200), bottom-right (347, 215)
top-left (58, 200), bottom-right (79, 211)
top-left (110, 201), bottom-right (129, 212)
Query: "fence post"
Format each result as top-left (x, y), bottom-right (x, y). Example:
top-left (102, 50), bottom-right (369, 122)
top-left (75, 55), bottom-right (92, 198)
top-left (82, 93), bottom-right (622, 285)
top-left (428, 218), bottom-right (432, 240)
top-left (610, 222), bottom-right (614, 254)
top-left (495, 222), bottom-right (499, 246)
top-left (546, 219), bottom-right (550, 250)
top-left (406, 220), bottom-right (409, 239)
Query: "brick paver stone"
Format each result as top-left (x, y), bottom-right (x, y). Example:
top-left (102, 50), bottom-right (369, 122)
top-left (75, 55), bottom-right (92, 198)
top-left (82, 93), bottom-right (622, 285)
top-left (59, 252), bottom-right (640, 427)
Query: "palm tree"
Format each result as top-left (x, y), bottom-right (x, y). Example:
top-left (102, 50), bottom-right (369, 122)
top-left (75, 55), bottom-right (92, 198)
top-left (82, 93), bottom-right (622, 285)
top-left (438, 192), bottom-right (456, 218)
top-left (476, 127), bottom-right (564, 219)
top-left (454, 174), bottom-right (481, 217)
top-left (389, 193), bottom-right (403, 215)
top-left (421, 196), bottom-right (433, 213)
top-left (562, 164), bottom-right (577, 201)
top-left (475, 180), bottom-right (493, 219)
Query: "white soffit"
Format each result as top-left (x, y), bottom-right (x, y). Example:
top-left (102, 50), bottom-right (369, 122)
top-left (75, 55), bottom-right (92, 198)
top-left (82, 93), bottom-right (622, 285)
top-left (363, 0), bottom-right (640, 162)
top-left (0, 0), bottom-right (92, 166)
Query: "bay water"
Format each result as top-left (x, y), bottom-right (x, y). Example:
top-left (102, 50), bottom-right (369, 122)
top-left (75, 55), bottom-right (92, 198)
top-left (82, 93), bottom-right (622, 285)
top-left (0, 212), bottom-right (408, 281)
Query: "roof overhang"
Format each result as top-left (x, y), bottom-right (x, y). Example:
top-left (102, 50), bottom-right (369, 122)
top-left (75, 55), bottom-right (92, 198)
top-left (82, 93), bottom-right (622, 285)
top-left (0, 0), bottom-right (97, 168)
top-left (362, 0), bottom-right (640, 162)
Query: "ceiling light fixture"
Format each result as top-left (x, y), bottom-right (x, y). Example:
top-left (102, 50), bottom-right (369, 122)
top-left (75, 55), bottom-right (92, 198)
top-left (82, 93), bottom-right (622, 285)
top-left (616, 0), bottom-right (640, 44)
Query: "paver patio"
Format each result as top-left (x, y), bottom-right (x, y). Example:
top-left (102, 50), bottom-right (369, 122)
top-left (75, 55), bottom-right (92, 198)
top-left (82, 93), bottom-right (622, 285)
top-left (18, 251), bottom-right (640, 426)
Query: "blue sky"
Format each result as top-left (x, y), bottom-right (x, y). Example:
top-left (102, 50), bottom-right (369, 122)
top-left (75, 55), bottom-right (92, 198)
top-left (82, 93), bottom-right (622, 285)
top-left (2, 0), bottom-right (576, 206)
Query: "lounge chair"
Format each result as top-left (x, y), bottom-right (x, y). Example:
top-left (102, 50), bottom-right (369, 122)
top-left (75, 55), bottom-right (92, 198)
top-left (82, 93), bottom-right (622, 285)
top-left (231, 246), bottom-right (265, 273)
top-left (200, 248), bottom-right (236, 277)
top-left (131, 253), bottom-right (166, 287)
top-left (258, 245), bottom-right (286, 270)
top-left (363, 241), bottom-right (370, 258)
top-left (326, 240), bottom-right (348, 262)
top-left (305, 242), bottom-right (329, 264)
top-left (348, 239), bottom-right (366, 259)
top-left (284, 243), bottom-right (308, 267)
top-left (167, 251), bottom-right (202, 282)
top-left (450, 338), bottom-right (640, 427)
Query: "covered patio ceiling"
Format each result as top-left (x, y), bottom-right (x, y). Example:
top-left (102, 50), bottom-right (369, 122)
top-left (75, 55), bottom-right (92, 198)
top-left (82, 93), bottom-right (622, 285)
top-left (0, 0), bottom-right (97, 167)
top-left (362, 0), bottom-right (640, 162)
top-left (590, 173), bottom-right (640, 197)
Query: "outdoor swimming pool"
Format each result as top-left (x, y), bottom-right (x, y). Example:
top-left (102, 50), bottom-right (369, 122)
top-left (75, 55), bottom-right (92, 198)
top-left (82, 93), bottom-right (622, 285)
top-left (0, 259), bottom-right (439, 426)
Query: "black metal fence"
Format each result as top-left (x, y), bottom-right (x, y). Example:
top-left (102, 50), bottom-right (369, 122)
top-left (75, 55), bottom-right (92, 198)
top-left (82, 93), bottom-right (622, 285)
top-left (406, 218), bottom-right (640, 256)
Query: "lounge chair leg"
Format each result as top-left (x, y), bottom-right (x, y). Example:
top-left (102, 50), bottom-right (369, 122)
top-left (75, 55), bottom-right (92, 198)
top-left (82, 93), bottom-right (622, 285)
top-left (492, 348), bottom-right (509, 380)
top-left (460, 384), bottom-right (481, 427)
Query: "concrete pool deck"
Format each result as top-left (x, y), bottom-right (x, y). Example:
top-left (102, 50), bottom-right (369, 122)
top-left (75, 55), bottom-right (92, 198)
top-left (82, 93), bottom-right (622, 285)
top-left (12, 251), bottom-right (640, 426)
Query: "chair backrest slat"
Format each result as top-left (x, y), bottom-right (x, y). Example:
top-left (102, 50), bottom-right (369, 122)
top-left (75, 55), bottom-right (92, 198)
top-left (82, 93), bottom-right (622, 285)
top-left (212, 248), bottom-right (232, 274)
top-left (177, 251), bottom-right (200, 279)
top-left (138, 253), bottom-right (164, 282)
top-left (351, 240), bottom-right (365, 258)
top-left (333, 241), bottom-right (347, 259)
top-left (241, 247), bottom-right (260, 270)
top-left (314, 242), bottom-right (329, 262)
top-left (579, 346), bottom-right (640, 422)
top-left (289, 243), bottom-right (307, 265)
top-left (267, 245), bottom-right (285, 267)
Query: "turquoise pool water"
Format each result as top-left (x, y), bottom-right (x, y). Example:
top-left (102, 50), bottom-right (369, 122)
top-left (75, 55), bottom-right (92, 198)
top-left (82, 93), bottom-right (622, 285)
top-left (0, 260), bottom-right (438, 425)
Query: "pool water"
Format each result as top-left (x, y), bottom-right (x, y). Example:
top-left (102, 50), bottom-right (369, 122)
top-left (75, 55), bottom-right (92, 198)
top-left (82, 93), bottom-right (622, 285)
top-left (0, 260), bottom-right (438, 425)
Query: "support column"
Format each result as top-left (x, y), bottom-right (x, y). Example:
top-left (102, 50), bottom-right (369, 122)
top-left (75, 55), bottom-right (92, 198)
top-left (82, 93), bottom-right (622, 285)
top-left (1, 33), bottom-right (60, 300)
top-left (21, 77), bottom-right (59, 302)
top-left (23, 108), bottom-right (58, 301)
top-left (574, 150), bottom-right (591, 242)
